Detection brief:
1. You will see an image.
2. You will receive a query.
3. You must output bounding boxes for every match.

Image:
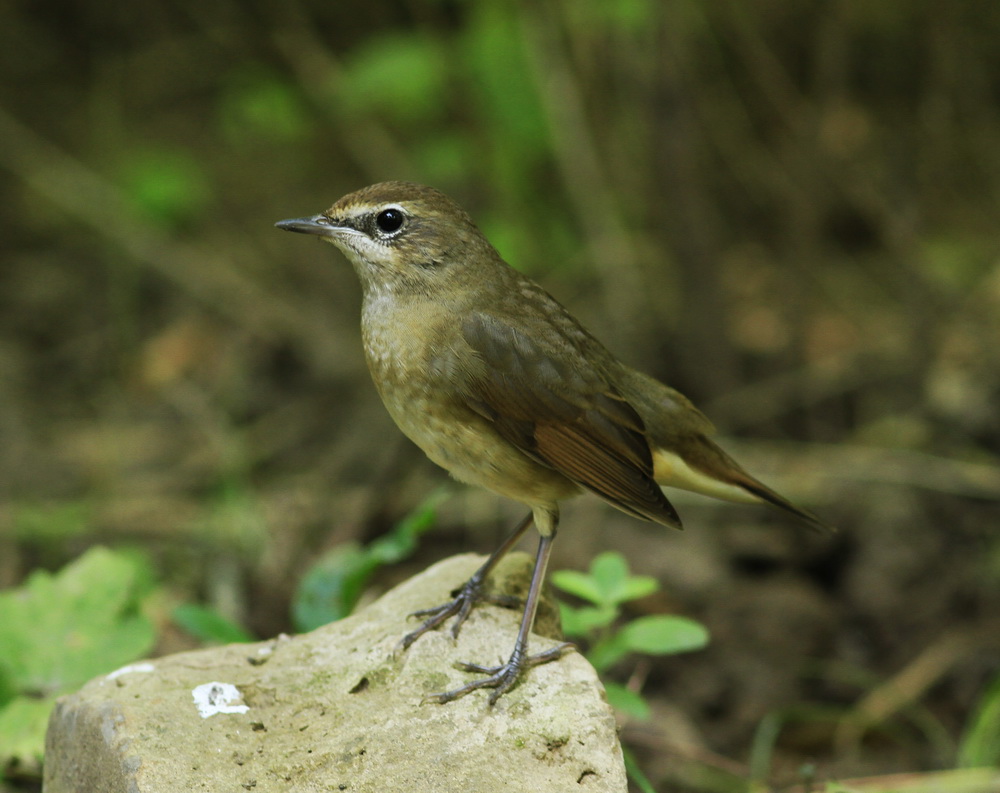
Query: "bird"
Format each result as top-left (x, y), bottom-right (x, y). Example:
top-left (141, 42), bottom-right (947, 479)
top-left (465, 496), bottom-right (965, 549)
top-left (275, 181), bottom-right (829, 705)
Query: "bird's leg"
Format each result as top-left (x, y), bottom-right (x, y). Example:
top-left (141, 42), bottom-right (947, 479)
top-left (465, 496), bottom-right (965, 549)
top-left (399, 512), bottom-right (534, 651)
top-left (422, 530), bottom-right (574, 705)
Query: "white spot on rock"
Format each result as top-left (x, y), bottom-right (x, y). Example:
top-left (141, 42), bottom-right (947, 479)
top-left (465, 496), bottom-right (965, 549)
top-left (192, 682), bottom-right (250, 718)
top-left (106, 662), bottom-right (155, 680)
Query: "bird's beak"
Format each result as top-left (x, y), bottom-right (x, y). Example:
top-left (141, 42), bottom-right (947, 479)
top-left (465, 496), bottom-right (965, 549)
top-left (274, 215), bottom-right (341, 238)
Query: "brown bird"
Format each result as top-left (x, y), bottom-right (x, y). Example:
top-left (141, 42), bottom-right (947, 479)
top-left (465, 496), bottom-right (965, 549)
top-left (276, 181), bottom-right (829, 705)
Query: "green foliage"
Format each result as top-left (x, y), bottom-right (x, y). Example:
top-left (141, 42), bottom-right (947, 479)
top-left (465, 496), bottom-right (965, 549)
top-left (117, 145), bottom-right (211, 227)
top-left (552, 551), bottom-right (708, 720)
top-left (337, 34), bottom-right (449, 125)
top-left (0, 548), bottom-right (157, 775)
top-left (456, 2), bottom-right (570, 272)
top-left (411, 132), bottom-right (475, 185)
top-left (171, 603), bottom-right (254, 646)
top-left (622, 745), bottom-right (657, 793)
top-left (291, 490), bottom-right (446, 632)
top-left (570, 0), bottom-right (661, 34)
top-left (11, 501), bottom-right (92, 542)
top-left (748, 710), bottom-right (784, 789)
top-left (292, 542), bottom-right (382, 632)
top-left (0, 698), bottom-right (51, 780)
top-left (217, 68), bottom-right (311, 145)
top-left (958, 670), bottom-right (1000, 768)
top-left (461, 4), bottom-right (548, 162)
top-left (553, 552), bottom-right (708, 790)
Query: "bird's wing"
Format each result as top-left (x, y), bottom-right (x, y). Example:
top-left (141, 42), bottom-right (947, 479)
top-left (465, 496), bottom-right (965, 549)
top-left (455, 312), bottom-right (682, 529)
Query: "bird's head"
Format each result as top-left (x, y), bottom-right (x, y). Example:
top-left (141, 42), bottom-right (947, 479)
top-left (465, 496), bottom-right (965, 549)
top-left (276, 181), bottom-right (501, 298)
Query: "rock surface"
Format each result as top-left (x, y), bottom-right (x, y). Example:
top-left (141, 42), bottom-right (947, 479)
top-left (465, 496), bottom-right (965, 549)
top-left (44, 553), bottom-right (626, 792)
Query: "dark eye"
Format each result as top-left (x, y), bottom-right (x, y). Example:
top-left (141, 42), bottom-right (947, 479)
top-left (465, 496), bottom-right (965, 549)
top-left (375, 208), bottom-right (404, 234)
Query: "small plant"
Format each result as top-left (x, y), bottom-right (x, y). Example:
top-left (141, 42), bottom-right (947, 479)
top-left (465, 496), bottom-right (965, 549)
top-left (0, 547), bottom-right (158, 779)
top-left (553, 552), bottom-right (709, 793)
top-left (958, 667), bottom-right (1000, 769)
top-left (291, 490), bottom-right (447, 632)
top-left (171, 603), bottom-right (254, 646)
top-left (551, 551), bottom-right (709, 720)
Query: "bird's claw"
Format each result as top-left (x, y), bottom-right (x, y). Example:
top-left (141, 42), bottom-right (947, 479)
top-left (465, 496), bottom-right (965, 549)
top-left (421, 642), bottom-right (575, 706)
top-left (399, 580), bottom-right (523, 650)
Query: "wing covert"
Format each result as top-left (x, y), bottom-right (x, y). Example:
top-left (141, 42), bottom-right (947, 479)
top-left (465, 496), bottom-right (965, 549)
top-left (457, 313), bottom-right (682, 529)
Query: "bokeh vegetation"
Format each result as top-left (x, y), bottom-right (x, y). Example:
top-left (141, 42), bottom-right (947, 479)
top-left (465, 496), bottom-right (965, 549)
top-left (2, 0), bottom-right (999, 790)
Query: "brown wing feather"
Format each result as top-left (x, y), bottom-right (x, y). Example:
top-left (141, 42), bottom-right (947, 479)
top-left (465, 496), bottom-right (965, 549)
top-left (459, 313), bottom-right (682, 529)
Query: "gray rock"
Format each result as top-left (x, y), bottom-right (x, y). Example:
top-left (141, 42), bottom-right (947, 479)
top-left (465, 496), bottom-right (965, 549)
top-left (44, 553), bottom-right (626, 792)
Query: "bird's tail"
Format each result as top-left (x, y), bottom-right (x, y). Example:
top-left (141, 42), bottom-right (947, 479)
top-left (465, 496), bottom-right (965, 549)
top-left (652, 436), bottom-right (833, 533)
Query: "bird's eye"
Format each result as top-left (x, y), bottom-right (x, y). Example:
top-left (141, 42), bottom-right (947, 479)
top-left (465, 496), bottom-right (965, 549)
top-left (375, 208), bottom-right (404, 235)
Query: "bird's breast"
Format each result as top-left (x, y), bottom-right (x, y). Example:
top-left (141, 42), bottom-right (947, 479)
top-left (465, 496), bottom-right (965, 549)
top-left (359, 295), bottom-right (578, 508)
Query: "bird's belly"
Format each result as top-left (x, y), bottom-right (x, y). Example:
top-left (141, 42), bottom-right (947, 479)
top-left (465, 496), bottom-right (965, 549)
top-left (379, 382), bottom-right (578, 509)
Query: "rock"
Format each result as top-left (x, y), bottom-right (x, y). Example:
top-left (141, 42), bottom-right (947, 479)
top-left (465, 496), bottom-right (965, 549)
top-left (43, 553), bottom-right (626, 792)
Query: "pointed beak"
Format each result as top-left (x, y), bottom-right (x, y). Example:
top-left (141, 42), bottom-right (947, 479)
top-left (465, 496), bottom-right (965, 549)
top-left (274, 214), bottom-right (340, 238)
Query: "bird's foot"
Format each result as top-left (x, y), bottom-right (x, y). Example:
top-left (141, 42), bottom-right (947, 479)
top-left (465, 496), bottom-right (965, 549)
top-left (399, 576), bottom-right (521, 651)
top-left (422, 642), bottom-right (575, 706)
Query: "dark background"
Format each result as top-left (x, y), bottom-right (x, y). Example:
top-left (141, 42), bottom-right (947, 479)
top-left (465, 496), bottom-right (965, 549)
top-left (2, 0), bottom-right (999, 790)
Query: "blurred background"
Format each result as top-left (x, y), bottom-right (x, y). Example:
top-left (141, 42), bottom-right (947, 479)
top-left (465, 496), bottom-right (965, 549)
top-left (2, 0), bottom-right (1000, 790)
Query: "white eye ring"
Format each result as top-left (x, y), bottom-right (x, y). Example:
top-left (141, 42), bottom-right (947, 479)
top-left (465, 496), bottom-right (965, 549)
top-left (373, 205), bottom-right (406, 237)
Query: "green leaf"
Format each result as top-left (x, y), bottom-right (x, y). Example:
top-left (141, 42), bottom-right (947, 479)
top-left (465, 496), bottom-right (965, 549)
top-left (369, 490), bottom-right (444, 565)
top-left (291, 543), bottom-right (382, 632)
top-left (0, 696), bottom-right (54, 777)
top-left (0, 548), bottom-right (158, 774)
top-left (586, 633), bottom-right (631, 673)
top-left (619, 575), bottom-right (659, 602)
top-left (619, 615), bottom-right (709, 656)
top-left (292, 492), bottom-right (446, 632)
top-left (558, 603), bottom-right (617, 638)
top-left (622, 745), bottom-right (657, 793)
top-left (959, 670), bottom-right (1000, 767)
top-left (590, 551), bottom-right (630, 604)
top-left (604, 681), bottom-right (651, 721)
top-left (367, 529), bottom-right (415, 567)
top-left (554, 553), bottom-right (656, 609)
top-left (0, 547), bottom-right (156, 696)
top-left (551, 569), bottom-right (604, 605)
top-left (0, 666), bottom-right (15, 707)
top-left (172, 604), bottom-right (254, 645)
